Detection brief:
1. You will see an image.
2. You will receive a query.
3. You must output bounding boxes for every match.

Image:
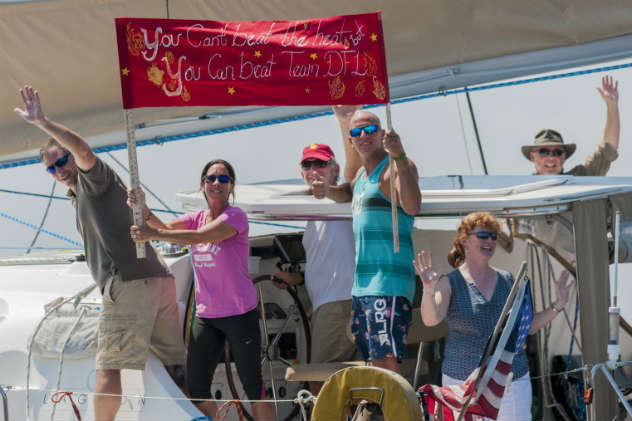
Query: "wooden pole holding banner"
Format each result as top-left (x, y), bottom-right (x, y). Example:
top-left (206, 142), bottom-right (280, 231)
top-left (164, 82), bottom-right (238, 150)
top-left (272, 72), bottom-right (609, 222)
top-left (385, 104), bottom-right (400, 253)
top-left (124, 110), bottom-right (146, 259)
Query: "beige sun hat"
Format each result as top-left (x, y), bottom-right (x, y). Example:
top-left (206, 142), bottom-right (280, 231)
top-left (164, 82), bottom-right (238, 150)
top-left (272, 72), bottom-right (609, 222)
top-left (521, 129), bottom-right (576, 160)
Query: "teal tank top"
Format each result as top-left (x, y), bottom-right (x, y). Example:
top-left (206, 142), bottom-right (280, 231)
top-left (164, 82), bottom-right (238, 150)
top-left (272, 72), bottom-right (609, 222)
top-left (351, 156), bottom-right (416, 303)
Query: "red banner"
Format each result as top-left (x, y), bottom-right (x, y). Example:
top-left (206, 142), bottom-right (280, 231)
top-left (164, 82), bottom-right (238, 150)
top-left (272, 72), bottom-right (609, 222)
top-left (115, 13), bottom-right (389, 109)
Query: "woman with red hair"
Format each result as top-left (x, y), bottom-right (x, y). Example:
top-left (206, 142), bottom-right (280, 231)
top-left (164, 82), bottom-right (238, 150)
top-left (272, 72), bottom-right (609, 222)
top-left (414, 212), bottom-right (573, 421)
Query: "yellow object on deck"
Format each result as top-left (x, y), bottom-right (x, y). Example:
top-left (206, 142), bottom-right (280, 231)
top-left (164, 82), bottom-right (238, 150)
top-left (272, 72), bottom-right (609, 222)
top-left (311, 366), bottom-right (422, 421)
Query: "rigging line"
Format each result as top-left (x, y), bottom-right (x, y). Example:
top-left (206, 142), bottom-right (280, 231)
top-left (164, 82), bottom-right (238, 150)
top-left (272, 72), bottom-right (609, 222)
top-left (25, 180), bottom-right (56, 255)
top-left (165, 0), bottom-right (170, 19)
top-left (0, 246), bottom-right (82, 250)
top-left (2, 60), bottom-right (632, 172)
top-left (0, 188), bottom-right (69, 201)
top-left (248, 220), bottom-right (304, 229)
top-left (0, 187), bottom-right (305, 229)
top-left (106, 152), bottom-right (179, 217)
top-left (454, 94), bottom-right (474, 174)
top-left (3, 361), bottom-right (603, 401)
top-left (465, 89), bottom-right (488, 175)
top-left (0, 188), bottom-right (177, 215)
top-left (0, 210), bottom-right (83, 248)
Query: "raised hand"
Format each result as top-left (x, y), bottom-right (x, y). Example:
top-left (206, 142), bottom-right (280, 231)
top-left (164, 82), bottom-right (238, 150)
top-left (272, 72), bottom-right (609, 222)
top-left (383, 129), bottom-right (405, 159)
top-left (332, 104), bottom-right (363, 121)
top-left (413, 251), bottom-right (442, 291)
top-left (14, 85), bottom-right (45, 124)
top-left (130, 224), bottom-right (155, 243)
top-left (310, 173), bottom-right (329, 200)
top-left (553, 270), bottom-right (573, 308)
top-left (597, 75), bottom-right (619, 107)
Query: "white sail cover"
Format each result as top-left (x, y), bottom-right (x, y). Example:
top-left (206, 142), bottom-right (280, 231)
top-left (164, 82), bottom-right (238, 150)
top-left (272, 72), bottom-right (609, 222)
top-left (3, 0), bottom-right (632, 161)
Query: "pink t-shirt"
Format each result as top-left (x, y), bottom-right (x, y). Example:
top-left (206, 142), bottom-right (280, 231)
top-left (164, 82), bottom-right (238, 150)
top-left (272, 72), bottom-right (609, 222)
top-left (180, 207), bottom-right (257, 318)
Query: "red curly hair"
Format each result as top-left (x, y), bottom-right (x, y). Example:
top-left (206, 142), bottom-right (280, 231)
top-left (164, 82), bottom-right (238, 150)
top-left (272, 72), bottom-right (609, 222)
top-left (447, 212), bottom-right (501, 268)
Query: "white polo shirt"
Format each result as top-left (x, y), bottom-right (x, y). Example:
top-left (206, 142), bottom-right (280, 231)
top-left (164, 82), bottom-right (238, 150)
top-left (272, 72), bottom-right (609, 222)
top-left (303, 220), bottom-right (355, 311)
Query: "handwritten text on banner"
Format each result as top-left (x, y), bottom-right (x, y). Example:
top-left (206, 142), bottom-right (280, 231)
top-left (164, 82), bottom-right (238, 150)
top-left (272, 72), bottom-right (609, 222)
top-left (115, 13), bottom-right (389, 108)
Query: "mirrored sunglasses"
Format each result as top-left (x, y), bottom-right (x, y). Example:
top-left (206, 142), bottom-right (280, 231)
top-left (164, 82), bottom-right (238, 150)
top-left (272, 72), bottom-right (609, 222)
top-left (470, 231), bottom-right (498, 241)
top-left (46, 153), bottom-right (71, 174)
top-left (300, 159), bottom-right (329, 170)
top-left (537, 148), bottom-right (565, 157)
top-left (204, 174), bottom-right (233, 184)
top-left (349, 124), bottom-right (379, 137)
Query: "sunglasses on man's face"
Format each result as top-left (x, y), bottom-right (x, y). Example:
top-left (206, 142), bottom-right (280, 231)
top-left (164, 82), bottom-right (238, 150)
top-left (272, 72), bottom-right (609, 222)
top-left (204, 174), bottom-right (233, 184)
top-left (537, 148), bottom-right (565, 157)
top-left (469, 231), bottom-right (498, 241)
top-left (349, 124), bottom-right (379, 137)
top-left (46, 153), bottom-right (71, 174)
top-left (301, 159), bottom-right (329, 170)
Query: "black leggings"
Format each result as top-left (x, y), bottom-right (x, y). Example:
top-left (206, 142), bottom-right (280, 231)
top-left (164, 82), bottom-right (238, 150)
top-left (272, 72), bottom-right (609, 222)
top-left (187, 309), bottom-right (263, 401)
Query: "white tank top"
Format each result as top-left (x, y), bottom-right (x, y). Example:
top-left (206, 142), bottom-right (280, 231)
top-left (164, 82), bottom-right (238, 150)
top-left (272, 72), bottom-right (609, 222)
top-left (303, 220), bottom-right (355, 311)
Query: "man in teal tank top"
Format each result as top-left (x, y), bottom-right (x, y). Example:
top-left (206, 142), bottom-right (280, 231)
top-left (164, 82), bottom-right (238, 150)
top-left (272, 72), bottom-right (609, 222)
top-left (312, 108), bottom-right (421, 373)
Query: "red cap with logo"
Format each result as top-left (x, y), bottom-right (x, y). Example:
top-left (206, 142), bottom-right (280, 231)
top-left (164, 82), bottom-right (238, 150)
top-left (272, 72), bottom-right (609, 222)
top-left (300, 143), bottom-right (335, 163)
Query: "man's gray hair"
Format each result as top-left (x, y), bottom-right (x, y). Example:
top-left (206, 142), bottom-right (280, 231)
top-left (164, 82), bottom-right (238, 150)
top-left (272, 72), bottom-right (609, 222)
top-left (329, 157), bottom-right (340, 184)
top-left (39, 138), bottom-right (69, 161)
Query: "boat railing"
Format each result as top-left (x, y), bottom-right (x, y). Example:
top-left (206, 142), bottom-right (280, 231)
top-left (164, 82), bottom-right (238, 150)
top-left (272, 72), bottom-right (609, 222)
top-left (589, 360), bottom-right (632, 420)
top-left (0, 384), bottom-right (8, 421)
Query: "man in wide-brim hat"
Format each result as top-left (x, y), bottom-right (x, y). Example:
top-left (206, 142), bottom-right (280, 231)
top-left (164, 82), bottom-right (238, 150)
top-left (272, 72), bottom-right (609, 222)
top-left (522, 75), bottom-right (620, 176)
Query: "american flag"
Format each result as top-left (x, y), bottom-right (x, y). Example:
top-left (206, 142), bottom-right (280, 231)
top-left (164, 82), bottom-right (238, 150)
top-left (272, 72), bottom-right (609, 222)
top-left (419, 278), bottom-right (533, 421)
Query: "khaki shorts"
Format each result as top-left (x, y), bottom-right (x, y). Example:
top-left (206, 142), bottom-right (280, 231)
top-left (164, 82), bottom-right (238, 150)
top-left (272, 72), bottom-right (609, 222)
top-left (311, 299), bottom-right (360, 363)
top-left (97, 274), bottom-right (185, 370)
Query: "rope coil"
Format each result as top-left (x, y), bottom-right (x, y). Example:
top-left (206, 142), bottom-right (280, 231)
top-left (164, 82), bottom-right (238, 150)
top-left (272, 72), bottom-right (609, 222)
top-left (216, 400), bottom-right (245, 421)
top-left (294, 389), bottom-right (316, 421)
top-left (50, 392), bottom-right (81, 421)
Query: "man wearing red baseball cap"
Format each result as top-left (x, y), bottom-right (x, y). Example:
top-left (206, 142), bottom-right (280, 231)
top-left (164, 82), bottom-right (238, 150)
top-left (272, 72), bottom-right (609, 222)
top-left (273, 106), bottom-right (363, 392)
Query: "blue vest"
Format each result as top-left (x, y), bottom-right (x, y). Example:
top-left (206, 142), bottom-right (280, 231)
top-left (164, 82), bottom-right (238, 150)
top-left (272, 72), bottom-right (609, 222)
top-left (442, 268), bottom-right (530, 380)
top-left (351, 156), bottom-right (415, 302)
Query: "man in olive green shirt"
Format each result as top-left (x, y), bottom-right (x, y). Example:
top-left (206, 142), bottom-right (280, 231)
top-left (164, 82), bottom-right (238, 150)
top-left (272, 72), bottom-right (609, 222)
top-left (519, 75), bottom-right (621, 264)
top-left (521, 75), bottom-right (620, 177)
top-left (14, 85), bottom-right (185, 421)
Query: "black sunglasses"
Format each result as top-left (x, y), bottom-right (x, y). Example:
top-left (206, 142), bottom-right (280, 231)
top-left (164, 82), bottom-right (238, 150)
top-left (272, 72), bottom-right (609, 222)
top-left (46, 153), bottom-right (71, 174)
top-left (204, 174), bottom-right (233, 184)
top-left (469, 231), bottom-right (498, 241)
top-left (301, 159), bottom-right (329, 170)
top-left (349, 124), bottom-right (379, 137)
top-left (537, 148), bottom-right (565, 157)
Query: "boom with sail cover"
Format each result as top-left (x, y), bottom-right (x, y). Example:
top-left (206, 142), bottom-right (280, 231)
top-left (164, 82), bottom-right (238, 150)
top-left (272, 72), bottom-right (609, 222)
top-left (3, 0), bottom-right (632, 165)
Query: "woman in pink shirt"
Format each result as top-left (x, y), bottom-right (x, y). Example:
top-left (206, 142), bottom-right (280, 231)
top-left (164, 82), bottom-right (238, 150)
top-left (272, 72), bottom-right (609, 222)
top-left (129, 159), bottom-right (274, 420)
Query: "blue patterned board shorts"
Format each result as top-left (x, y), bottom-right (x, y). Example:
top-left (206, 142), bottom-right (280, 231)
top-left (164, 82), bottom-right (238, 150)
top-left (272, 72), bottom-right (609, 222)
top-left (351, 296), bottom-right (412, 362)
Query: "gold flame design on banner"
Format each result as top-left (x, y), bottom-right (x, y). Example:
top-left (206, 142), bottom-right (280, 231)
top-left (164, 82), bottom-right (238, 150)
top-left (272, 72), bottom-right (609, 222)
top-left (355, 80), bottom-right (366, 97)
top-left (329, 76), bottom-right (346, 100)
top-left (364, 53), bottom-right (378, 76)
top-left (126, 23), bottom-right (145, 57)
top-left (147, 64), bottom-right (164, 86)
top-left (372, 76), bottom-right (386, 100)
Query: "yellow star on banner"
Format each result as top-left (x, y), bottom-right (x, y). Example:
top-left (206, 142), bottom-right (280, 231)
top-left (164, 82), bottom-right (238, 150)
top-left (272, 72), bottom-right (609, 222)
top-left (305, 87), bottom-right (311, 93)
top-left (310, 53), bottom-right (318, 60)
top-left (121, 68), bottom-right (130, 76)
top-left (228, 87), bottom-right (236, 95)
top-left (370, 33), bottom-right (378, 42)
top-left (254, 50), bottom-right (262, 58)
